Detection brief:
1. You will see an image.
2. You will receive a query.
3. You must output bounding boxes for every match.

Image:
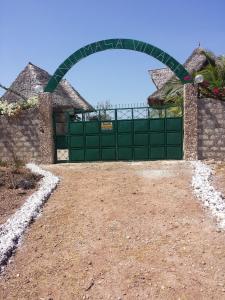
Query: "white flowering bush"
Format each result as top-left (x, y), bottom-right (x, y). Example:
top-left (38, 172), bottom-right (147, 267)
top-left (0, 96), bottom-right (39, 117)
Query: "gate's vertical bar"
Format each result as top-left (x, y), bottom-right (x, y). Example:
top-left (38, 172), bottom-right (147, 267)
top-left (115, 108), bottom-right (118, 160)
top-left (164, 107), bottom-right (167, 160)
top-left (52, 111), bottom-right (57, 163)
top-left (148, 107), bottom-right (151, 160)
top-left (67, 111), bottom-right (71, 163)
top-left (83, 112), bottom-right (86, 161)
top-left (181, 103), bottom-right (184, 160)
top-left (99, 109), bottom-right (102, 161)
top-left (131, 107), bottom-right (134, 160)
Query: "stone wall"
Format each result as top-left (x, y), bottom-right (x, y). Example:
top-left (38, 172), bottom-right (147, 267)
top-left (197, 98), bottom-right (225, 160)
top-left (184, 84), bottom-right (225, 161)
top-left (0, 93), bottom-right (54, 164)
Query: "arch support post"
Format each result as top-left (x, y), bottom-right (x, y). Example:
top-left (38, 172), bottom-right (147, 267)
top-left (38, 93), bottom-right (55, 163)
top-left (183, 83), bottom-right (198, 160)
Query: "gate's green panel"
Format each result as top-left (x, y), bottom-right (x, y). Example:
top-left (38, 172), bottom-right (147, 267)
top-left (118, 147), bottom-right (133, 160)
top-left (150, 119), bottom-right (165, 131)
top-left (134, 120), bottom-right (149, 131)
top-left (70, 136), bottom-right (84, 148)
top-left (134, 133), bottom-right (148, 145)
top-left (63, 109), bottom-right (183, 163)
top-left (117, 120), bottom-right (132, 132)
top-left (56, 135), bottom-right (67, 149)
top-left (85, 121), bottom-right (99, 134)
top-left (71, 149), bottom-right (85, 161)
top-left (167, 132), bottom-right (182, 145)
top-left (102, 148), bottom-right (116, 160)
top-left (101, 135), bottom-right (116, 147)
top-left (150, 133), bottom-right (165, 145)
top-left (134, 147), bottom-right (149, 160)
top-left (166, 118), bottom-right (182, 131)
top-left (70, 122), bottom-right (83, 134)
top-left (151, 147), bottom-right (165, 159)
top-left (85, 149), bottom-right (100, 161)
top-left (118, 134), bottom-right (132, 146)
top-left (86, 135), bottom-right (100, 147)
top-left (167, 146), bottom-right (182, 159)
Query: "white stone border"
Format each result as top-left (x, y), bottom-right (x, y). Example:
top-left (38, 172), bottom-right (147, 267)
top-left (0, 163), bottom-right (59, 271)
top-left (192, 161), bottom-right (225, 229)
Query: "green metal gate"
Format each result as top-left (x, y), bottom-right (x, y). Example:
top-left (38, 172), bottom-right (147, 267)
top-left (54, 106), bottom-right (183, 163)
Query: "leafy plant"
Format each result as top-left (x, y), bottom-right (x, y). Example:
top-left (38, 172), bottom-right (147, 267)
top-left (161, 78), bottom-right (183, 107)
top-left (197, 51), bottom-right (225, 100)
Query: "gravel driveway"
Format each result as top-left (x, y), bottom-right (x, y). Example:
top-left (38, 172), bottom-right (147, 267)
top-left (1, 161), bottom-right (225, 299)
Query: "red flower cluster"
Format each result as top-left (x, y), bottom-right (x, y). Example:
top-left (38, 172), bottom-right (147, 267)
top-left (199, 81), bottom-right (225, 100)
top-left (183, 75), bottom-right (192, 81)
top-left (213, 87), bottom-right (220, 95)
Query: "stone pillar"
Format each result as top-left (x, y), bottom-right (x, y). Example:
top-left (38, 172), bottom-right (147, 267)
top-left (38, 93), bottom-right (55, 164)
top-left (183, 84), bottom-right (198, 160)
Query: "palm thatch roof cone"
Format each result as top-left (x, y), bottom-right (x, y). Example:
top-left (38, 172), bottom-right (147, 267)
top-left (148, 48), bottom-right (208, 102)
top-left (1, 62), bottom-right (94, 111)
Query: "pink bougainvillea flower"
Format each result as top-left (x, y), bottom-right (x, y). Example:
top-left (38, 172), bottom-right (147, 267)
top-left (213, 87), bottom-right (220, 95)
top-left (183, 75), bottom-right (192, 81)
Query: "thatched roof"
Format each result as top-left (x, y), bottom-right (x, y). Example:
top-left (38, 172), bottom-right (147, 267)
top-left (148, 48), bottom-right (208, 102)
top-left (1, 62), bottom-right (94, 111)
top-left (149, 68), bottom-right (174, 89)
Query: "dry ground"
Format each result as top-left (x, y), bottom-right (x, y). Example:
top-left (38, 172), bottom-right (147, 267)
top-left (1, 161), bottom-right (225, 300)
top-left (0, 166), bottom-right (41, 225)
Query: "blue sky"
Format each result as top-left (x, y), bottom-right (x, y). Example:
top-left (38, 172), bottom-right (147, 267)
top-left (1, 0), bottom-right (225, 106)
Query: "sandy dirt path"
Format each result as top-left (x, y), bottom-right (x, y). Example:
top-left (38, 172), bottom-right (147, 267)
top-left (1, 161), bottom-right (225, 300)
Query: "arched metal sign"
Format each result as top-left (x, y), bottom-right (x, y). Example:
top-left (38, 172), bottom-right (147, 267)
top-left (44, 38), bottom-right (192, 93)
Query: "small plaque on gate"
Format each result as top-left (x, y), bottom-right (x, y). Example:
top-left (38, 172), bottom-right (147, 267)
top-left (101, 122), bottom-right (113, 130)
